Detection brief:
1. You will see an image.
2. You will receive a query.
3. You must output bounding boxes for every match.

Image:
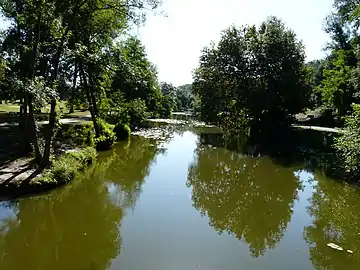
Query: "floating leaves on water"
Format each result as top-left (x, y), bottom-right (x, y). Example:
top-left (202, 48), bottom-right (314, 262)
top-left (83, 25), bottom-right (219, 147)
top-left (327, 243), bottom-right (343, 251)
top-left (347, 250), bottom-right (354, 254)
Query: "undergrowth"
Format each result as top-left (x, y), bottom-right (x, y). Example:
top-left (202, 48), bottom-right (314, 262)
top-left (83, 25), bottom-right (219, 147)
top-left (32, 147), bottom-right (97, 186)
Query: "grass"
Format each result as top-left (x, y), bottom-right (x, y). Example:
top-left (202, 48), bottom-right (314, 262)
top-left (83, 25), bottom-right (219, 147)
top-left (32, 147), bottom-right (97, 186)
top-left (0, 101), bottom-right (90, 118)
top-left (0, 103), bottom-right (20, 113)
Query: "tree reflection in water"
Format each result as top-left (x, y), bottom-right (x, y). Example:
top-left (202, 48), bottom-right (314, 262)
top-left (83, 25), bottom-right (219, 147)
top-left (304, 172), bottom-right (360, 270)
top-left (0, 174), bottom-right (122, 270)
top-left (93, 136), bottom-right (160, 211)
top-left (0, 136), bottom-right (161, 270)
top-left (187, 143), bottom-right (302, 257)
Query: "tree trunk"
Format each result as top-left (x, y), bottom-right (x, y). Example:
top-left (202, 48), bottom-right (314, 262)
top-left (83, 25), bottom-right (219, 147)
top-left (79, 61), bottom-right (100, 137)
top-left (42, 27), bottom-right (70, 166)
top-left (42, 98), bottom-right (56, 166)
top-left (28, 94), bottom-right (42, 161)
top-left (25, 0), bottom-right (43, 162)
top-left (90, 89), bottom-right (99, 117)
top-left (19, 96), bottom-right (32, 154)
top-left (69, 63), bottom-right (78, 114)
top-left (88, 74), bottom-right (99, 116)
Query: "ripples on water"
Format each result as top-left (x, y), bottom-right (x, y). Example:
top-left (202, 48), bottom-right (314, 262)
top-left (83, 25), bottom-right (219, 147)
top-left (0, 127), bottom-right (360, 270)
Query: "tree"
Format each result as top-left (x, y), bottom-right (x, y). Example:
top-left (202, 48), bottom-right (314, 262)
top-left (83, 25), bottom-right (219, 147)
top-left (316, 0), bottom-right (360, 122)
top-left (0, 0), bottom-right (164, 166)
top-left (110, 37), bottom-right (165, 117)
top-left (193, 17), bottom-right (310, 135)
top-left (317, 50), bottom-right (356, 120)
top-left (307, 59), bottom-right (326, 107)
top-left (176, 84), bottom-right (194, 111)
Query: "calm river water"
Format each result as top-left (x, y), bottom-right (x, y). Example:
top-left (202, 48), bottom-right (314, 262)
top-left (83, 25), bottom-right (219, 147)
top-left (0, 127), bottom-right (360, 270)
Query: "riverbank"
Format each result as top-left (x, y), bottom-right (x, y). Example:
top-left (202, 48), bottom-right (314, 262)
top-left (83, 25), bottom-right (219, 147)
top-left (0, 147), bottom-right (97, 199)
top-left (0, 110), bottom-right (344, 199)
top-left (0, 124), bottom-right (358, 270)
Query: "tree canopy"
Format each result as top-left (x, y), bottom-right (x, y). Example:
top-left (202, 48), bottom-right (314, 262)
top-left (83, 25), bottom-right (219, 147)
top-left (193, 17), bottom-right (310, 134)
top-left (0, 0), bottom-right (166, 165)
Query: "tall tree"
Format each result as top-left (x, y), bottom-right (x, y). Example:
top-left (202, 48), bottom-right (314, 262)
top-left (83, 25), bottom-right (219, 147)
top-left (193, 17), bottom-right (310, 134)
top-left (0, 0), bottom-right (164, 166)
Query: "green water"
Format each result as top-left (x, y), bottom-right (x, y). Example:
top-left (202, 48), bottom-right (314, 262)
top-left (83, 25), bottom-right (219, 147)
top-left (1, 128), bottom-right (360, 270)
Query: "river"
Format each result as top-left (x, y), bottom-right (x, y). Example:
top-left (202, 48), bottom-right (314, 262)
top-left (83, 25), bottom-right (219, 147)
top-left (0, 125), bottom-right (360, 270)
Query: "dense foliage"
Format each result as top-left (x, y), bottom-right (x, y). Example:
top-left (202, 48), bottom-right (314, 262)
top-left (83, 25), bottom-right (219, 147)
top-left (0, 0), bottom-right (165, 168)
top-left (334, 104), bottom-right (360, 179)
top-left (316, 0), bottom-right (360, 179)
top-left (193, 17), bottom-right (310, 135)
top-left (160, 82), bottom-right (195, 112)
top-left (309, 0), bottom-right (360, 122)
top-left (190, 1), bottom-right (360, 180)
top-left (1, 0), bottom-right (360, 182)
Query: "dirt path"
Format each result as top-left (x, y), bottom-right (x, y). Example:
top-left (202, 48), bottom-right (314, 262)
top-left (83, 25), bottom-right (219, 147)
top-left (293, 125), bottom-right (344, 134)
top-left (0, 158), bottom-right (36, 185)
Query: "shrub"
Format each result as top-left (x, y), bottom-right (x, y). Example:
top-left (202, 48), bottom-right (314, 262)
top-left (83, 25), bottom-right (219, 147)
top-left (114, 123), bottom-right (131, 141)
top-left (102, 106), bottom-right (130, 126)
top-left (59, 123), bottom-right (94, 146)
top-left (33, 147), bottom-right (97, 186)
top-left (334, 103), bottom-right (360, 180)
top-left (126, 99), bottom-right (150, 129)
top-left (95, 119), bottom-right (117, 151)
top-left (66, 146), bottom-right (97, 165)
top-left (101, 99), bottom-right (150, 129)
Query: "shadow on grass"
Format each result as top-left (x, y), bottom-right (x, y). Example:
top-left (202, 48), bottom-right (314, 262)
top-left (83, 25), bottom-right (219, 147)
top-left (0, 112), bottom-right (51, 168)
top-left (0, 125), bottom-right (25, 168)
top-left (0, 163), bottom-right (53, 200)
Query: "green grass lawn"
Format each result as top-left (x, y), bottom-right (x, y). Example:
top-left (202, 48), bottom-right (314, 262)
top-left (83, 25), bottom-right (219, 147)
top-left (0, 103), bottom-right (20, 113)
top-left (0, 101), bottom-right (90, 119)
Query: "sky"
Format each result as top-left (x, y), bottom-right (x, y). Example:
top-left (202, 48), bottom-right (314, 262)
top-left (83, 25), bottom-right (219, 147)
top-left (137, 0), bottom-right (335, 86)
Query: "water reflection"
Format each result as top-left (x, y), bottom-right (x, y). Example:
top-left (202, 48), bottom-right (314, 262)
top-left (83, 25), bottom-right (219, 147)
top-left (94, 136), bottom-right (160, 210)
top-left (2, 126), bottom-right (360, 270)
top-left (187, 145), bottom-right (302, 257)
top-left (0, 176), bottom-right (122, 270)
top-left (0, 136), bottom-right (160, 270)
top-left (304, 172), bottom-right (360, 269)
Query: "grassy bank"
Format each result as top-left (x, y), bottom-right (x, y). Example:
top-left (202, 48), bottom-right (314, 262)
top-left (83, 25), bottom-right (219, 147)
top-left (0, 114), bottom-right (132, 198)
top-left (0, 147), bottom-right (97, 199)
top-left (33, 147), bottom-right (97, 186)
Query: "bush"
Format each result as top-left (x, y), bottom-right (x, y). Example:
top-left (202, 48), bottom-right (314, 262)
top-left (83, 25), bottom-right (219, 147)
top-left (101, 99), bottom-right (149, 129)
top-left (102, 106), bottom-right (130, 126)
top-left (59, 123), bottom-right (94, 146)
top-left (334, 103), bottom-right (360, 180)
top-left (114, 123), bottom-right (131, 141)
top-left (67, 146), bottom-right (97, 165)
top-left (33, 147), bottom-right (97, 186)
top-left (157, 95), bottom-right (173, 118)
top-left (126, 99), bottom-right (150, 129)
top-left (95, 119), bottom-right (117, 151)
